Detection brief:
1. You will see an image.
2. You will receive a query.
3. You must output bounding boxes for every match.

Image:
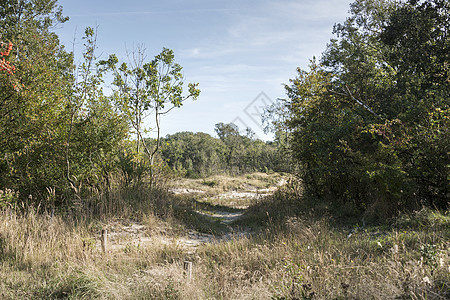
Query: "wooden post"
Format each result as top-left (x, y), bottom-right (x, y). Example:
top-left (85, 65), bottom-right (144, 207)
top-left (101, 229), bottom-right (108, 254)
top-left (184, 261), bottom-right (192, 280)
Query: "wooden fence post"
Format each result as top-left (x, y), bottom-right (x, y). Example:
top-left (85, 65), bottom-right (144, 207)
top-left (184, 261), bottom-right (192, 280)
top-left (101, 229), bottom-right (108, 254)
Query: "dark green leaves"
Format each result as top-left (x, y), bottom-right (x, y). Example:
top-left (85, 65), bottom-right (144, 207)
top-left (275, 0), bottom-right (449, 217)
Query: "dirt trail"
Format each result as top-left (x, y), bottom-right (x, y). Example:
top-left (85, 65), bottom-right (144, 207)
top-left (102, 200), bottom-right (249, 253)
top-left (101, 174), bottom-right (285, 253)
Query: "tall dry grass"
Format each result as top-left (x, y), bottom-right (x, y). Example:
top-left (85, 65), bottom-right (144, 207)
top-left (0, 173), bottom-right (448, 299)
top-left (0, 205), bottom-right (448, 299)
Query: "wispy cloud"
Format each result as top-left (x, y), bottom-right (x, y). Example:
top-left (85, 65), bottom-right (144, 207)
top-left (182, 0), bottom-right (350, 62)
top-left (70, 8), bottom-right (237, 18)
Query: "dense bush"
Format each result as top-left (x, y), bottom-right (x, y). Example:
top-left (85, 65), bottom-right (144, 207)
top-left (268, 0), bottom-right (449, 218)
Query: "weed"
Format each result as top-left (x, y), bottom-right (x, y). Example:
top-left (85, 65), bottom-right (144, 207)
top-left (163, 278), bottom-right (181, 300)
top-left (202, 180), bottom-right (218, 187)
top-left (420, 243), bottom-right (438, 269)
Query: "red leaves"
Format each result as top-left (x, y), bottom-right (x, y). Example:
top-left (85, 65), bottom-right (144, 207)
top-left (0, 42), bottom-right (13, 56)
top-left (0, 41), bottom-right (16, 74)
top-left (1, 41), bottom-right (22, 91)
top-left (0, 58), bottom-right (16, 74)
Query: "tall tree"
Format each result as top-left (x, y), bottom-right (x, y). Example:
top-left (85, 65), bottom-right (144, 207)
top-left (276, 0), bottom-right (449, 218)
top-left (378, 0), bottom-right (449, 206)
top-left (100, 47), bottom-right (200, 182)
top-left (65, 27), bottom-right (128, 196)
top-left (0, 0), bottom-right (73, 200)
top-left (0, 1), bottom-right (129, 206)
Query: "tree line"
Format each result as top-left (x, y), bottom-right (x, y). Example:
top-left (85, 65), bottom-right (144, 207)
top-left (159, 123), bottom-right (289, 178)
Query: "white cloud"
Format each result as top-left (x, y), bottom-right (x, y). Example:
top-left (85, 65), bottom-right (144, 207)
top-left (70, 8), bottom-right (238, 18)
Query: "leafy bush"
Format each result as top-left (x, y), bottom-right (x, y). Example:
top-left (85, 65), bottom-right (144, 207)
top-left (267, 0), bottom-right (449, 216)
top-left (0, 189), bottom-right (19, 209)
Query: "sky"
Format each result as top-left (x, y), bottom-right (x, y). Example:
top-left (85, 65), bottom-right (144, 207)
top-left (54, 0), bottom-right (353, 141)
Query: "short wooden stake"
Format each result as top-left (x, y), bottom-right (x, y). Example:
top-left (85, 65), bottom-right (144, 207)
top-left (49, 208), bottom-right (55, 224)
top-left (101, 229), bottom-right (108, 254)
top-left (184, 261), bottom-right (192, 280)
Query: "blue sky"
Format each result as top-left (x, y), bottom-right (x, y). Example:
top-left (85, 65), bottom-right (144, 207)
top-left (54, 0), bottom-right (352, 140)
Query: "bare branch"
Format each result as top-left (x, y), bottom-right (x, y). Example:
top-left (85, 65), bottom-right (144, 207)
top-left (344, 85), bottom-right (382, 119)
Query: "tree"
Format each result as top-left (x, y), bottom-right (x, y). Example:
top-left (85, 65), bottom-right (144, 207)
top-left (65, 27), bottom-right (129, 196)
top-left (160, 125), bottom-right (287, 178)
top-left (378, 0), bottom-right (449, 207)
top-left (214, 122), bottom-right (243, 172)
top-left (162, 132), bottom-right (228, 177)
top-left (0, 1), bottom-right (129, 207)
top-left (100, 47), bottom-right (200, 182)
top-left (275, 0), bottom-right (449, 219)
top-left (0, 0), bottom-right (73, 201)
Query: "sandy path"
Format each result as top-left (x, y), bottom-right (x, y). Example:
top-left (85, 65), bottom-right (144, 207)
top-left (101, 178), bottom-right (284, 253)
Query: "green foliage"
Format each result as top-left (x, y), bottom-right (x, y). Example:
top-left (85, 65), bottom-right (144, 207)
top-left (0, 0), bottom-right (73, 201)
top-left (162, 278), bottom-right (181, 300)
top-left (269, 0), bottom-right (449, 218)
top-left (99, 47), bottom-right (200, 175)
top-left (0, 2), bottom-right (137, 207)
top-left (63, 27), bottom-right (129, 198)
top-left (161, 131), bottom-right (227, 177)
top-left (0, 189), bottom-right (19, 209)
top-left (420, 243), bottom-right (438, 269)
top-left (161, 124), bottom-right (288, 178)
top-left (0, 0), bottom-right (207, 209)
